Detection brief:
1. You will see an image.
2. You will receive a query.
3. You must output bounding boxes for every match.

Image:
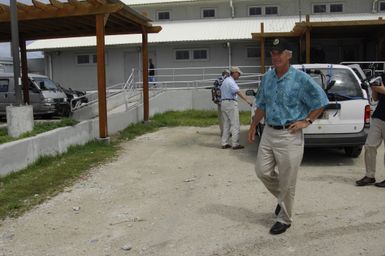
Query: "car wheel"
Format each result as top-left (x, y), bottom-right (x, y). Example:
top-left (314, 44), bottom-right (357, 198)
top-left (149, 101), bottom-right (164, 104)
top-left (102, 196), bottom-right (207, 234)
top-left (344, 146), bottom-right (362, 158)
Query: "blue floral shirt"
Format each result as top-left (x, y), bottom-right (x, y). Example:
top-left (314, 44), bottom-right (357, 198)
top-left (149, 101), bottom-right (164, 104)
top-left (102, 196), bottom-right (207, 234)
top-left (255, 66), bottom-right (329, 126)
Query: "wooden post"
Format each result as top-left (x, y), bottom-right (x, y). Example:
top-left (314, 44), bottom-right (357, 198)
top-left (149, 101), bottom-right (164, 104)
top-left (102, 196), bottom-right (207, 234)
top-left (305, 14), bottom-right (311, 64)
top-left (142, 27), bottom-right (149, 122)
top-left (260, 22), bottom-right (265, 74)
top-left (19, 39), bottom-right (30, 104)
top-left (96, 14), bottom-right (108, 139)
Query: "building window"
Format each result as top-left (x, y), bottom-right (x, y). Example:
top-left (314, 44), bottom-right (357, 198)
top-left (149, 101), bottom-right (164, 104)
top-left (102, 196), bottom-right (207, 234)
top-left (249, 5), bottom-right (278, 16)
top-left (313, 4), bottom-right (327, 13)
top-left (77, 55), bottom-right (90, 64)
top-left (379, 1), bottom-right (385, 11)
top-left (193, 49), bottom-right (208, 60)
top-left (175, 50), bottom-right (190, 60)
top-left (247, 47), bottom-right (260, 58)
top-left (249, 6), bottom-right (262, 16)
top-left (202, 8), bottom-right (215, 18)
top-left (313, 3), bottom-right (344, 13)
top-left (175, 49), bottom-right (209, 61)
top-left (157, 11), bottom-right (170, 20)
top-left (76, 54), bottom-right (97, 65)
top-left (0, 79), bottom-right (9, 92)
top-left (265, 6), bottom-right (278, 15)
top-left (330, 3), bottom-right (343, 13)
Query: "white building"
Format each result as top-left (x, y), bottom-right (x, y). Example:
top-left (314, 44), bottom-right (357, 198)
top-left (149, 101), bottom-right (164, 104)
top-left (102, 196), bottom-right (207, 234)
top-left (27, 0), bottom-right (385, 90)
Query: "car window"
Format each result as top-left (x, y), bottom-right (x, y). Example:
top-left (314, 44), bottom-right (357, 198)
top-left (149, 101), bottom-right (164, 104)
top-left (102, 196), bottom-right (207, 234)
top-left (32, 77), bottom-right (59, 91)
top-left (0, 79), bottom-right (9, 92)
top-left (310, 68), bottom-right (363, 98)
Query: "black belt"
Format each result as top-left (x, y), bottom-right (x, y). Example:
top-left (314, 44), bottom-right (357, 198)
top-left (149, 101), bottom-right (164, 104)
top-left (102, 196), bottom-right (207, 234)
top-left (268, 124), bottom-right (292, 130)
top-left (222, 99), bottom-right (235, 101)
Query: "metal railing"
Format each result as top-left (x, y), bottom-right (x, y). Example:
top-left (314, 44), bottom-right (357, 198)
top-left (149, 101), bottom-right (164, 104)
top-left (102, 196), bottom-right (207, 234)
top-left (70, 66), bottom-right (264, 114)
top-left (135, 65), bottom-right (264, 89)
top-left (70, 69), bottom-right (139, 112)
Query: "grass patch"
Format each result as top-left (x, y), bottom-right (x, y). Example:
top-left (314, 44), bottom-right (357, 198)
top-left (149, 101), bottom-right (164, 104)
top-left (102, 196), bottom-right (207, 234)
top-left (0, 141), bottom-right (117, 219)
top-left (0, 110), bottom-right (251, 220)
top-left (0, 118), bottom-right (78, 145)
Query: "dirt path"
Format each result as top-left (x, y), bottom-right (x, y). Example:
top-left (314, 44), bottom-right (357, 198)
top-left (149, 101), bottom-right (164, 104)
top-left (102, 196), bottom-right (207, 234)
top-left (0, 126), bottom-right (384, 256)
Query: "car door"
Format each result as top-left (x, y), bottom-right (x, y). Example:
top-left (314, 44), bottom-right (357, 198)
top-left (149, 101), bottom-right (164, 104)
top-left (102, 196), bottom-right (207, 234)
top-left (0, 77), bottom-right (14, 116)
top-left (305, 67), bottom-right (368, 134)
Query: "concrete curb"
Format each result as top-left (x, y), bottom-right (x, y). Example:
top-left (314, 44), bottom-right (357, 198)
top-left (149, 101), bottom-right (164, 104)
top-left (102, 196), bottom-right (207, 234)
top-left (0, 88), bottom-right (252, 176)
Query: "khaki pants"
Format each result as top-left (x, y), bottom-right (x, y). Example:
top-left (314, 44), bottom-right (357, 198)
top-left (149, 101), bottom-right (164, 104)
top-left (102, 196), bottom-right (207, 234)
top-left (221, 100), bottom-right (240, 147)
top-left (217, 104), bottom-right (223, 136)
top-left (255, 125), bottom-right (304, 224)
top-left (365, 118), bottom-right (385, 178)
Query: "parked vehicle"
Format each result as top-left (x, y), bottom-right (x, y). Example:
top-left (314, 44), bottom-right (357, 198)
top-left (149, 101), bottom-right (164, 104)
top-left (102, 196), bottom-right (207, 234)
top-left (0, 73), bottom-right (70, 118)
top-left (346, 64), bottom-right (378, 109)
top-left (340, 61), bottom-right (385, 78)
top-left (57, 84), bottom-right (88, 110)
top-left (246, 64), bottom-right (371, 158)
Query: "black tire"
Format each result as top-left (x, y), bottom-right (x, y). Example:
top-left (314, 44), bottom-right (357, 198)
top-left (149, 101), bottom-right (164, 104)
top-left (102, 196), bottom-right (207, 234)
top-left (344, 146), bottom-right (362, 158)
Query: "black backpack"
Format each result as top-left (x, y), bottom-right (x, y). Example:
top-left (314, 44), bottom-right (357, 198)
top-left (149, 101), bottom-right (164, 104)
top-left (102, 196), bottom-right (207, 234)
top-left (211, 77), bottom-right (224, 104)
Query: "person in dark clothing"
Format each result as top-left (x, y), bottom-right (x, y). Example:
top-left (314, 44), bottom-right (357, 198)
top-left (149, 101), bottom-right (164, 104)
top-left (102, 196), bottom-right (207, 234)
top-left (149, 59), bottom-right (156, 87)
top-left (356, 73), bottom-right (385, 187)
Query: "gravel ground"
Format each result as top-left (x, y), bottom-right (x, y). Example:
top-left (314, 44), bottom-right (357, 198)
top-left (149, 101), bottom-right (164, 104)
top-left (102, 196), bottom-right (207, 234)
top-left (0, 126), bottom-right (384, 256)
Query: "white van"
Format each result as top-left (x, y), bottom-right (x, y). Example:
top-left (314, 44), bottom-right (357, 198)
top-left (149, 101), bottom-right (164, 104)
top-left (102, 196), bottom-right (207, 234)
top-left (0, 73), bottom-right (70, 118)
top-left (247, 64), bottom-right (371, 157)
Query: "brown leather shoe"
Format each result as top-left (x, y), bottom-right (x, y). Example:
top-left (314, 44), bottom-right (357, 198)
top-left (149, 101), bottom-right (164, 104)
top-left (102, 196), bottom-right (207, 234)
top-left (232, 145), bottom-right (244, 150)
top-left (221, 144), bottom-right (231, 149)
top-left (374, 180), bottom-right (385, 188)
top-left (356, 176), bottom-right (376, 186)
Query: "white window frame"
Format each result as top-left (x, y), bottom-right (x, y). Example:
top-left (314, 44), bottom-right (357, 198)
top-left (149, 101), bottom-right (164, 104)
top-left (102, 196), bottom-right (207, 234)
top-left (379, 1), bottom-right (385, 11)
top-left (192, 48), bottom-right (209, 61)
top-left (248, 5), bottom-right (279, 16)
top-left (265, 5), bottom-right (279, 15)
top-left (201, 8), bottom-right (216, 18)
top-left (312, 3), bottom-right (344, 14)
top-left (312, 3), bottom-right (327, 13)
top-left (330, 3), bottom-right (344, 13)
top-left (174, 48), bottom-right (209, 61)
top-left (248, 6), bottom-right (262, 16)
top-left (157, 10), bottom-right (171, 21)
top-left (76, 54), bottom-right (97, 65)
top-left (174, 49), bottom-right (190, 61)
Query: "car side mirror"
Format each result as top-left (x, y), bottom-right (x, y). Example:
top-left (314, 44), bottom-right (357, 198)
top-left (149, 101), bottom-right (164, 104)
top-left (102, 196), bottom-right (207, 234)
top-left (245, 89), bottom-right (256, 96)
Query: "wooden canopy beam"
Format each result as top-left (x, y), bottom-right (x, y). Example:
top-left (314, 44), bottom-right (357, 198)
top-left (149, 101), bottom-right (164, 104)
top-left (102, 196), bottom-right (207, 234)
top-left (33, 0), bottom-right (55, 11)
top-left (96, 13), bottom-right (108, 139)
top-left (142, 26), bottom-right (149, 122)
top-left (259, 22), bottom-right (265, 74)
top-left (49, 0), bottom-right (64, 9)
top-left (0, 2), bottom-right (123, 22)
top-left (16, 2), bottom-right (31, 12)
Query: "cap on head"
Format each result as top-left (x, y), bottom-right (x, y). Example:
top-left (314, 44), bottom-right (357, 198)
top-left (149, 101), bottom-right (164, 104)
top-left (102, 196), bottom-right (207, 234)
top-left (230, 66), bottom-right (243, 75)
top-left (271, 38), bottom-right (290, 53)
top-left (223, 69), bottom-right (230, 74)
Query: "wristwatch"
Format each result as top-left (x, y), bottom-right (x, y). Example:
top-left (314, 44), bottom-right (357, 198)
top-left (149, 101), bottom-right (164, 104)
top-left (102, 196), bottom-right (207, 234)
top-left (305, 118), bottom-right (313, 124)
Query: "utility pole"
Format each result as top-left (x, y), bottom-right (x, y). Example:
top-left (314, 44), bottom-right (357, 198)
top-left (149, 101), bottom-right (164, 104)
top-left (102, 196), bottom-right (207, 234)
top-left (10, 0), bottom-right (22, 105)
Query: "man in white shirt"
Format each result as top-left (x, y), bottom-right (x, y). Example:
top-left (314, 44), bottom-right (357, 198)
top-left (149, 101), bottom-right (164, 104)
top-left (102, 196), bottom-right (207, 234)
top-left (220, 66), bottom-right (253, 149)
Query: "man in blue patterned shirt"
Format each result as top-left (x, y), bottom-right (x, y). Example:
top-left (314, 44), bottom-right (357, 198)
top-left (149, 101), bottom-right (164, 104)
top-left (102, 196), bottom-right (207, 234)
top-left (248, 38), bottom-right (329, 235)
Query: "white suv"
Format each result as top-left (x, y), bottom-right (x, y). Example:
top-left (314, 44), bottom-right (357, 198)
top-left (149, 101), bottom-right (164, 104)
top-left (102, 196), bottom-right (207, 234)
top-left (247, 64), bottom-right (371, 158)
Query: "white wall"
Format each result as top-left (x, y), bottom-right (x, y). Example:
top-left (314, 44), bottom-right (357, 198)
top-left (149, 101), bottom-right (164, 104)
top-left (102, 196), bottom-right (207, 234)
top-left (0, 88), bottom-right (253, 176)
